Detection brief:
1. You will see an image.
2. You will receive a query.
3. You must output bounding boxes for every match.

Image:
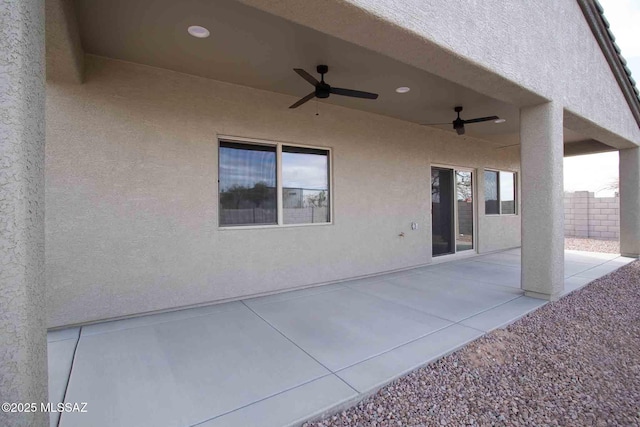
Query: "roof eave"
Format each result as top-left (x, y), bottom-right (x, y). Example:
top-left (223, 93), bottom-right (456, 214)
top-left (577, 0), bottom-right (640, 128)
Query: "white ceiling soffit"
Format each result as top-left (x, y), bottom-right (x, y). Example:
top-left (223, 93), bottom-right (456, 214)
top-left (73, 0), bottom-right (591, 145)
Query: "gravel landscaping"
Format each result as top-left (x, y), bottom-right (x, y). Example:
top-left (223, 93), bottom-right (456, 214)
top-left (565, 237), bottom-right (620, 254)
top-left (306, 262), bottom-right (640, 427)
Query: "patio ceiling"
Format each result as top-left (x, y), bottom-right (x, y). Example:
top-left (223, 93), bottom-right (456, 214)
top-left (72, 0), bottom-right (593, 148)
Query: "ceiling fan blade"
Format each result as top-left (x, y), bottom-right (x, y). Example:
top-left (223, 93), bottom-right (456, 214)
top-left (330, 87), bottom-right (379, 99)
top-left (456, 126), bottom-right (466, 135)
top-left (293, 69), bottom-right (319, 86)
top-left (420, 122), bottom-right (452, 126)
top-left (463, 116), bottom-right (499, 124)
top-left (289, 92), bottom-right (316, 109)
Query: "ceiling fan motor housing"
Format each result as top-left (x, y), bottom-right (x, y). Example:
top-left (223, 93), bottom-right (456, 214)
top-left (316, 84), bottom-right (331, 98)
top-left (289, 64), bottom-right (379, 108)
top-left (315, 65), bottom-right (331, 98)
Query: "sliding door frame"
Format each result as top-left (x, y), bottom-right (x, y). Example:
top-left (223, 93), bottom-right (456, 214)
top-left (431, 163), bottom-right (478, 259)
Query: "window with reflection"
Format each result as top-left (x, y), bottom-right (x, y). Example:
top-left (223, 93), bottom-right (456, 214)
top-left (500, 171), bottom-right (516, 214)
top-left (218, 140), bottom-right (331, 227)
top-left (484, 169), bottom-right (517, 215)
top-left (219, 141), bottom-right (277, 226)
top-left (484, 170), bottom-right (499, 215)
top-left (282, 146), bottom-right (330, 224)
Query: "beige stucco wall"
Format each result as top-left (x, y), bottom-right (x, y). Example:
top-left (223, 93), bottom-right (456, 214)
top-left (0, 0), bottom-right (48, 425)
top-left (46, 56), bottom-right (520, 328)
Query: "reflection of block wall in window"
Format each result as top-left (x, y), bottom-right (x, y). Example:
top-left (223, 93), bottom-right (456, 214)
top-left (219, 141), bottom-right (278, 226)
top-left (282, 146), bottom-right (330, 224)
top-left (457, 201), bottom-right (474, 235)
top-left (484, 169), bottom-right (517, 215)
top-left (219, 139), bottom-right (331, 226)
top-left (484, 170), bottom-right (499, 214)
top-left (283, 188), bottom-right (304, 208)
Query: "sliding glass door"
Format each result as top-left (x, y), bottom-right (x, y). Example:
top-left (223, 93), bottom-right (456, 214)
top-left (431, 167), bottom-right (475, 257)
top-left (455, 171), bottom-right (474, 252)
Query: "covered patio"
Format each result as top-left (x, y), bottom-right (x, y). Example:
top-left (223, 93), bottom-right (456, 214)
top-left (48, 249), bottom-right (633, 427)
top-left (4, 1), bottom-right (640, 426)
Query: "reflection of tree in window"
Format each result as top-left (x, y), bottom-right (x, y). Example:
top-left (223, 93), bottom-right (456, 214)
top-left (456, 171), bottom-right (472, 201)
top-left (219, 142), bottom-right (277, 226)
top-left (431, 174), bottom-right (440, 203)
top-left (220, 182), bottom-right (275, 209)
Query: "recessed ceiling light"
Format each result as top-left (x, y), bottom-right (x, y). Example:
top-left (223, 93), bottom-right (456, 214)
top-left (494, 118), bottom-right (506, 124)
top-left (188, 25), bottom-right (210, 38)
top-left (395, 86), bottom-right (411, 93)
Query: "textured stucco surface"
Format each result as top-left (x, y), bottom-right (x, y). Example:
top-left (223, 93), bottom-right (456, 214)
top-left (0, 0), bottom-right (48, 426)
top-left (239, 0), bottom-right (640, 149)
top-left (619, 147), bottom-right (640, 257)
top-left (45, 56), bottom-right (521, 327)
top-left (520, 103), bottom-right (565, 299)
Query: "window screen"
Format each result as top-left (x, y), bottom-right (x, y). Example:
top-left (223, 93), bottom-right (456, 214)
top-left (219, 141), bottom-right (277, 226)
top-left (484, 170), bottom-right (499, 215)
top-left (500, 171), bottom-right (516, 214)
top-left (282, 146), bottom-right (330, 224)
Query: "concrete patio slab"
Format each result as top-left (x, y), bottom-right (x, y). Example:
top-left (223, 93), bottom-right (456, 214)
top-left (48, 249), bottom-right (635, 427)
top-left (470, 251), bottom-right (523, 267)
top-left (47, 327), bottom-right (80, 343)
top-left (563, 276), bottom-right (594, 295)
top-left (196, 375), bottom-right (356, 427)
top-left (336, 324), bottom-right (483, 393)
top-left (47, 330), bottom-right (79, 427)
top-left (243, 284), bottom-right (345, 307)
top-left (346, 274), bottom-right (520, 322)
top-left (81, 301), bottom-right (246, 337)
top-left (564, 260), bottom-right (601, 278)
top-left (246, 288), bottom-right (453, 372)
top-left (428, 260), bottom-right (521, 288)
top-left (575, 258), bottom-right (635, 279)
top-left (60, 306), bottom-right (329, 427)
top-left (564, 250), bottom-right (618, 264)
top-left (459, 296), bottom-right (547, 332)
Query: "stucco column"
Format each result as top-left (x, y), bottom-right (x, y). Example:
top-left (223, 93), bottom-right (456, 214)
top-left (0, 1), bottom-right (48, 426)
top-left (520, 102), bottom-right (564, 300)
top-left (619, 147), bottom-right (640, 257)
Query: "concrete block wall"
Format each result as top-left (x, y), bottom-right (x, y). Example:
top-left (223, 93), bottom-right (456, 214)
top-left (564, 191), bottom-right (619, 240)
top-left (457, 201), bottom-right (473, 235)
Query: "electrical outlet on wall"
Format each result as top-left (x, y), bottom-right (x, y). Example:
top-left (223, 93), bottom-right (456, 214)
top-left (411, 222), bottom-right (418, 230)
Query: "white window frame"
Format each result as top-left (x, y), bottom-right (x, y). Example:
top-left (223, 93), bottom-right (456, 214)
top-left (217, 135), bottom-right (333, 229)
top-left (484, 169), bottom-right (518, 216)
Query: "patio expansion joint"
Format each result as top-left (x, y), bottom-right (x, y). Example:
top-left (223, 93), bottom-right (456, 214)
top-left (187, 372), bottom-right (338, 427)
top-left (343, 284), bottom-right (461, 326)
top-left (344, 279), bottom-right (524, 332)
top-left (453, 294), bottom-right (528, 328)
top-left (564, 256), bottom-right (621, 280)
top-left (326, 285), bottom-right (519, 365)
top-left (57, 326), bottom-right (82, 427)
top-left (242, 284), bottom-right (347, 307)
top-left (238, 300), bottom-right (359, 392)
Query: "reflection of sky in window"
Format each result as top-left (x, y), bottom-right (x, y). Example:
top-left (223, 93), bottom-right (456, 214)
top-left (219, 147), bottom-right (276, 191)
top-left (500, 171), bottom-right (515, 201)
top-left (282, 152), bottom-right (328, 190)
